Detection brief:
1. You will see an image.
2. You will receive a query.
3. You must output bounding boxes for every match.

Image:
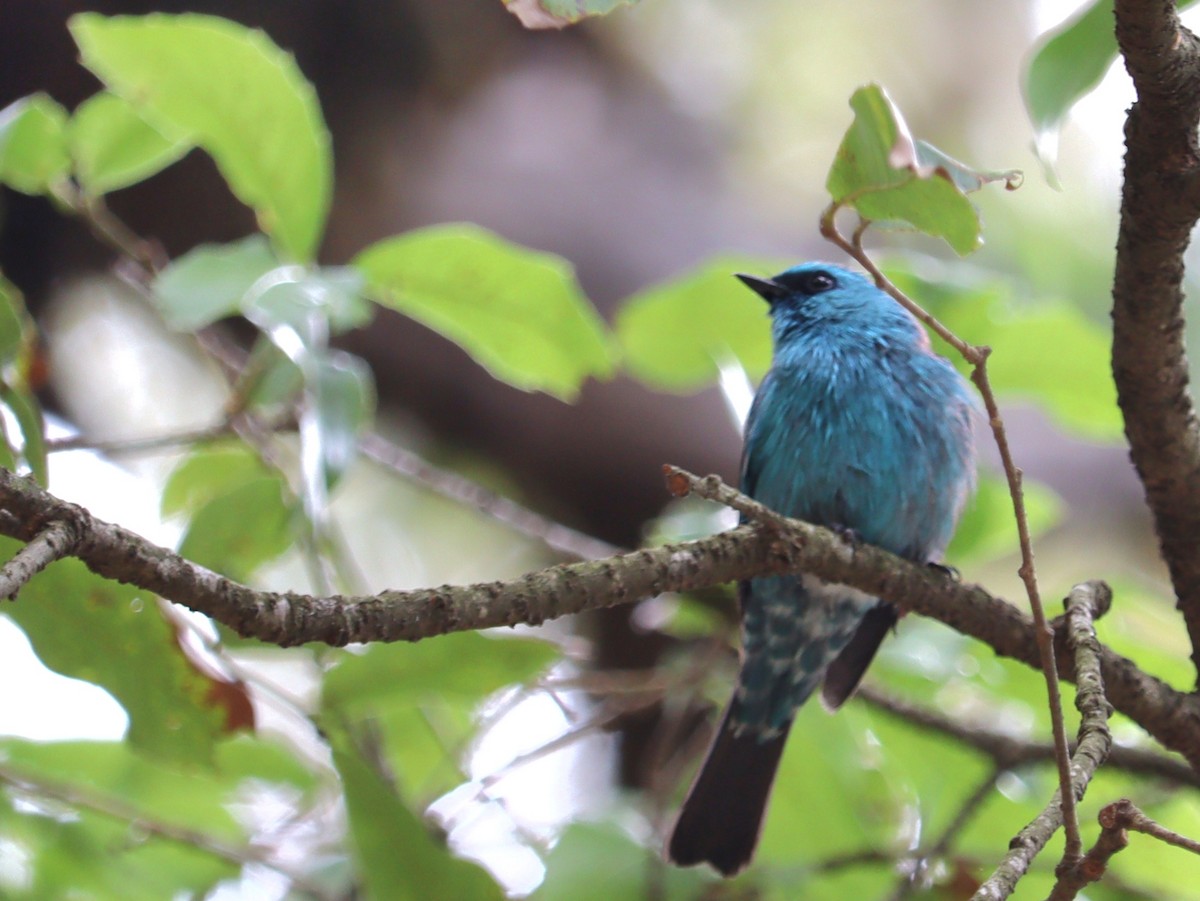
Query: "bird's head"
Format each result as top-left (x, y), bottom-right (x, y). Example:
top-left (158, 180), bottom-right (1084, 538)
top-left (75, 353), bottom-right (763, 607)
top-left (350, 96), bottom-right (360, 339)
top-left (736, 262), bottom-right (919, 346)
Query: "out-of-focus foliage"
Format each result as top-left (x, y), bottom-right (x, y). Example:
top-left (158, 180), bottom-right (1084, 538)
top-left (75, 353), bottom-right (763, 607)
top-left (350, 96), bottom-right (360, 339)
top-left (0, 7), bottom-right (1194, 901)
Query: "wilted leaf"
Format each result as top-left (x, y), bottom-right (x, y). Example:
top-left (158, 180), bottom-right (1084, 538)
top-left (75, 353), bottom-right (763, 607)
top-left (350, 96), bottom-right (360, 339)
top-left (503, 0), bottom-right (638, 29)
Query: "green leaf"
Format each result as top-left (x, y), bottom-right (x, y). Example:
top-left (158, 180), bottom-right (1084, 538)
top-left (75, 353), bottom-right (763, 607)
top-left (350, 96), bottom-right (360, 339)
top-left (0, 94), bottom-right (70, 195)
top-left (179, 477), bottom-right (294, 582)
top-left (503, 0), bottom-right (638, 29)
top-left (354, 224), bottom-right (614, 400)
top-left (3, 544), bottom-right (224, 764)
top-left (331, 733), bottom-right (504, 901)
top-left (69, 91), bottom-right (190, 195)
top-left (1023, 0), bottom-right (1117, 162)
top-left (164, 444), bottom-right (294, 580)
top-left (887, 264), bottom-right (1123, 441)
top-left (152, 235), bottom-right (278, 331)
top-left (533, 822), bottom-right (708, 900)
top-left (236, 336), bottom-right (304, 411)
top-left (1, 385), bottom-right (48, 486)
top-left (162, 442), bottom-right (275, 516)
top-left (615, 256), bottom-right (786, 392)
top-left (312, 351), bottom-right (375, 490)
top-left (826, 85), bottom-right (1020, 255)
top-left (0, 272), bottom-right (28, 364)
top-left (70, 13), bottom-right (332, 261)
top-left (0, 735), bottom-right (315, 899)
top-left (322, 632), bottom-right (557, 711)
top-left (947, 474), bottom-right (1061, 567)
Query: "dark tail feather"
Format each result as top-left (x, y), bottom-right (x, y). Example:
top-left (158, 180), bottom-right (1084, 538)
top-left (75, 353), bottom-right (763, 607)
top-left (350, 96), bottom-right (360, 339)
top-left (666, 704), bottom-right (791, 876)
top-left (820, 602), bottom-right (897, 710)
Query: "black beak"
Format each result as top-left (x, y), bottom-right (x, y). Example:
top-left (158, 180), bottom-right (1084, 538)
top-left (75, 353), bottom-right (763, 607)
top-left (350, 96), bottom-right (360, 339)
top-left (735, 273), bottom-right (786, 303)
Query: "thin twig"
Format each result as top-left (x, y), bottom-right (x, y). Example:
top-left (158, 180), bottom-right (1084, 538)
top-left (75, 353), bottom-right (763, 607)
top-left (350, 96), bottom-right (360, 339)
top-left (0, 519), bottom-right (76, 598)
top-left (819, 208), bottom-right (1080, 862)
top-left (361, 431), bottom-right (624, 561)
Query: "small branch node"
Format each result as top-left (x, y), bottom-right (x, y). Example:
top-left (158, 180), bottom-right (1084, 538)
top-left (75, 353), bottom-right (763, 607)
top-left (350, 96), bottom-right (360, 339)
top-left (0, 519), bottom-right (78, 599)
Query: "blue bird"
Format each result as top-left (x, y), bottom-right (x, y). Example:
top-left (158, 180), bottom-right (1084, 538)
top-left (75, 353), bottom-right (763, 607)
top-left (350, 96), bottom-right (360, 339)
top-left (667, 263), bottom-right (977, 876)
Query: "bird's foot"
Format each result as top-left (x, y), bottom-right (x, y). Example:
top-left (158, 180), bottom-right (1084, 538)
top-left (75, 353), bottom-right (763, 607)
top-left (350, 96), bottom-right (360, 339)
top-left (831, 524), bottom-right (861, 547)
top-left (927, 561), bottom-right (961, 581)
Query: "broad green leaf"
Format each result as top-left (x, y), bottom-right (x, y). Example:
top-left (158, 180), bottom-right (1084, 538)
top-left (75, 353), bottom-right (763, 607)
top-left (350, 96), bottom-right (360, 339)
top-left (69, 91), bottom-right (190, 194)
top-left (312, 351), bottom-right (375, 490)
top-left (615, 256), bottom-right (786, 392)
top-left (0, 94), bottom-right (70, 195)
top-left (503, 0), bottom-right (638, 29)
top-left (322, 632), bottom-right (557, 711)
top-left (947, 474), bottom-right (1061, 566)
top-left (152, 235), bottom-right (278, 331)
top-left (888, 265), bottom-right (1123, 441)
top-left (826, 85), bottom-right (1019, 255)
top-left (354, 224), bottom-right (614, 400)
top-left (71, 13), bottom-right (332, 261)
top-left (2, 542), bottom-right (224, 763)
top-left (178, 477), bottom-right (294, 582)
top-left (331, 734), bottom-right (504, 901)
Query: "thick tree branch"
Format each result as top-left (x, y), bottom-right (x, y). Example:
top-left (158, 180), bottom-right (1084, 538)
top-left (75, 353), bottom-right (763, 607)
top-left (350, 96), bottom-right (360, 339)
top-left (1, 465), bottom-right (1198, 769)
top-left (1113, 0), bottom-right (1200, 678)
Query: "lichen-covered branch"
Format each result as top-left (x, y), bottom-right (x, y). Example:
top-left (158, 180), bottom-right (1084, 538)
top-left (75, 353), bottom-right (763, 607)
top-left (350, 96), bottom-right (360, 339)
top-left (973, 583), bottom-right (1114, 900)
top-left (0, 465), bottom-right (1197, 770)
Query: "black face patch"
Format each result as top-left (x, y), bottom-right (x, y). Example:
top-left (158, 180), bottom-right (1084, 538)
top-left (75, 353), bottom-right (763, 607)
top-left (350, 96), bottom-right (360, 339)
top-left (774, 269), bottom-right (838, 296)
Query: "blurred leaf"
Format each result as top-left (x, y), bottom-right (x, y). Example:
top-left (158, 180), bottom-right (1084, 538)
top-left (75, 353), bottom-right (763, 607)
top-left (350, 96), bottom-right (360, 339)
top-left (887, 263), bottom-right (1124, 441)
top-left (503, 0), bottom-right (638, 29)
top-left (615, 256), bottom-right (787, 392)
top-left (179, 477), bottom-right (294, 582)
top-left (0, 93), bottom-right (70, 195)
top-left (164, 443), bottom-right (294, 580)
top-left (322, 632), bottom-right (557, 710)
top-left (162, 442), bottom-right (275, 516)
top-left (330, 734), bottom-right (504, 901)
top-left (71, 13), bottom-right (331, 261)
top-left (312, 351), bottom-right (375, 490)
top-left (152, 235), bottom-right (278, 331)
top-left (947, 474), bottom-right (1061, 566)
top-left (245, 266), bottom-right (373, 337)
top-left (0, 273), bottom-right (28, 364)
top-left (826, 85), bottom-right (1019, 255)
top-left (1, 384), bottom-right (47, 486)
top-left (354, 224), bottom-right (614, 400)
top-left (69, 91), bottom-right (190, 195)
top-left (0, 735), bottom-right (315, 898)
top-left (236, 336), bottom-right (304, 412)
top-left (3, 542), bottom-right (224, 764)
top-left (533, 821), bottom-right (708, 900)
top-left (371, 703), bottom-right (474, 800)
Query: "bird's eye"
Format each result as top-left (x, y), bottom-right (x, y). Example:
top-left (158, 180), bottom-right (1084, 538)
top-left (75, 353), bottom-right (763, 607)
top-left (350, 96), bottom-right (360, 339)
top-left (799, 271), bottom-right (836, 294)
